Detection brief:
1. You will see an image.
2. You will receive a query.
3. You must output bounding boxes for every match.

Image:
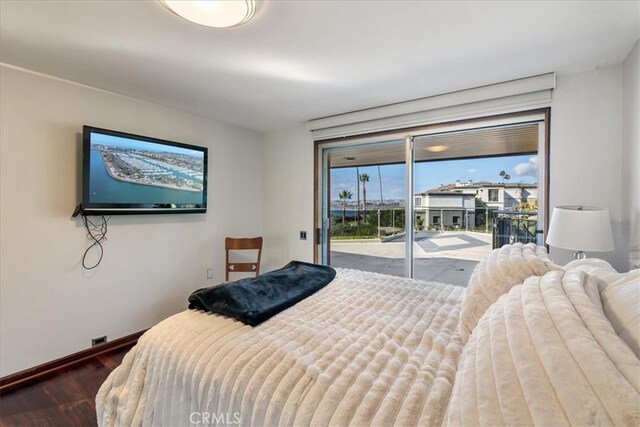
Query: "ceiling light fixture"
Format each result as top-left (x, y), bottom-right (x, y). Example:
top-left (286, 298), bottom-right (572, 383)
top-left (160, 0), bottom-right (256, 28)
top-left (426, 145), bottom-right (449, 153)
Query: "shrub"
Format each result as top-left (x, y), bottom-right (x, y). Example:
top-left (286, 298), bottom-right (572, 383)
top-left (331, 223), bottom-right (378, 237)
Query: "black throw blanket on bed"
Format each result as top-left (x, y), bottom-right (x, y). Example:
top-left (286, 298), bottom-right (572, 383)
top-left (188, 261), bottom-right (336, 326)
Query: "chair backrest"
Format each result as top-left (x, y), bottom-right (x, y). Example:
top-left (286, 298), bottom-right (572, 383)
top-left (225, 237), bottom-right (263, 281)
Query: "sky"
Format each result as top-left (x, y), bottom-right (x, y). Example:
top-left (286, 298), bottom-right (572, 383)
top-left (331, 154), bottom-right (538, 201)
top-left (90, 132), bottom-right (203, 158)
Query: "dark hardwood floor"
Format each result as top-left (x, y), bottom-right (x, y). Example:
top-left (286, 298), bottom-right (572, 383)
top-left (0, 344), bottom-right (134, 427)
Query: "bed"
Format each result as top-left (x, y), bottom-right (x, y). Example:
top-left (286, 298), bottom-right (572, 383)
top-left (96, 244), bottom-right (640, 426)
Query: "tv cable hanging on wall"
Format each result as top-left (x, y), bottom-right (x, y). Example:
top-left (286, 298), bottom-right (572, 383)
top-left (73, 204), bottom-right (110, 270)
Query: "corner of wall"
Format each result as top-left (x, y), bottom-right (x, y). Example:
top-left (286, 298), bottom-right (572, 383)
top-left (260, 126), bottom-right (315, 272)
top-left (621, 39), bottom-right (640, 271)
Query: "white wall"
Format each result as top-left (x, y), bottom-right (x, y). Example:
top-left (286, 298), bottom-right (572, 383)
top-left (0, 66), bottom-right (262, 376)
top-left (549, 65), bottom-right (624, 269)
top-left (622, 40), bottom-right (640, 270)
top-left (261, 64), bottom-right (629, 272)
top-left (260, 127), bottom-right (314, 272)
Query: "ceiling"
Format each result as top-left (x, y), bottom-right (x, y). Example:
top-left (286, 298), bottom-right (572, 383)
top-left (329, 123), bottom-right (539, 168)
top-left (1, 1), bottom-right (638, 132)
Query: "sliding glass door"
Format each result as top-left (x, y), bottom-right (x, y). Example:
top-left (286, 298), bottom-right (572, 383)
top-left (411, 122), bottom-right (543, 284)
top-left (317, 112), bottom-right (548, 286)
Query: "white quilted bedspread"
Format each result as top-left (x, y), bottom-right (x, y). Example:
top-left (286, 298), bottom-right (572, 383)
top-left (96, 269), bottom-right (466, 427)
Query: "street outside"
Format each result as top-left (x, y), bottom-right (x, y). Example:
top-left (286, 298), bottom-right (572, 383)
top-left (330, 231), bottom-right (492, 287)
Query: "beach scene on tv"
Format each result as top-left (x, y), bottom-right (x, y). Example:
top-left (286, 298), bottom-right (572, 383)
top-left (88, 132), bottom-right (205, 205)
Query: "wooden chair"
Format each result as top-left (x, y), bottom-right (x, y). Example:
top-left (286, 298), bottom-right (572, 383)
top-left (225, 237), bottom-right (263, 281)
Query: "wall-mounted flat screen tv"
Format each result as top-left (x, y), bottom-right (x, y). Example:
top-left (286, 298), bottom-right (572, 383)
top-left (81, 126), bottom-right (207, 214)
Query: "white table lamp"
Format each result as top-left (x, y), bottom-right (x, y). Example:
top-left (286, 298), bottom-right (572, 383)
top-left (546, 206), bottom-right (614, 259)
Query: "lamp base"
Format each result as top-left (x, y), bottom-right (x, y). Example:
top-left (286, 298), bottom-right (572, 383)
top-left (574, 250), bottom-right (586, 260)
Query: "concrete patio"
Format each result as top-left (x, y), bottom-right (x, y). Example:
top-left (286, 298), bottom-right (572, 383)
top-left (330, 231), bottom-right (492, 287)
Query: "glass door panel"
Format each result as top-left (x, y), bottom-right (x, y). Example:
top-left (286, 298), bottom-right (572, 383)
top-left (412, 123), bottom-right (542, 286)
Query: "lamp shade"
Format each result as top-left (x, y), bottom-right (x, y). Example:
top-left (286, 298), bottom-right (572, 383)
top-left (546, 206), bottom-right (614, 252)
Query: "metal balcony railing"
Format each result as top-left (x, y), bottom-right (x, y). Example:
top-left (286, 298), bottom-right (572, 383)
top-left (492, 210), bottom-right (539, 249)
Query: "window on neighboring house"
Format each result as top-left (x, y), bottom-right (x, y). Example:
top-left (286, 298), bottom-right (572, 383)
top-left (453, 216), bottom-right (460, 225)
top-left (433, 216), bottom-right (440, 225)
top-left (414, 197), bottom-right (421, 206)
top-left (488, 189), bottom-right (499, 202)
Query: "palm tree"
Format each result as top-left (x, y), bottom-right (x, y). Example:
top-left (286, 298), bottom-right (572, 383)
top-left (378, 165), bottom-right (383, 237)
top-left (499, 170), bottom-right (506, 183)
top-left (355, 167), bottom-right (360, 224)
top-left (377, 165), bottom-right (383, 206)
top-left (504, 173), bottom-right (511, 183)
top-left (338, 190), bottom-right (352, 224)
top-left (359, 173), bottom-right (370, 222)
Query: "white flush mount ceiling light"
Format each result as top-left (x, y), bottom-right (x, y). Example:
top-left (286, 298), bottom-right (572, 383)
top-left (160, 1), bottom-right (256, 28)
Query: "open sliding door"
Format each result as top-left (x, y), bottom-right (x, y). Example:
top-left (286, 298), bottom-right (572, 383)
top-left (318, 139), bottom-right (409, 277)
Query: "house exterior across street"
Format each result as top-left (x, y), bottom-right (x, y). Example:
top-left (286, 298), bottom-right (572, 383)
top-left (414, 180), bottom-right (538, 229)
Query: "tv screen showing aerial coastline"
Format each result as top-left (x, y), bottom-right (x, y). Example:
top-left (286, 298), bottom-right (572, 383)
top-left (88, 132), bottom-right (205, 205)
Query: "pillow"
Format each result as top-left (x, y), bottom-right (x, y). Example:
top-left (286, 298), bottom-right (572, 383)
top-left (564, 258), bottom-right (624, 287)
top-left (448, 270), bottom-right (640, 426)
top-left (600, 269), bottom-right (640, 358)
top-left (564, 257), bottom-right (617, 274)
top-left (458, 242), bottom-right (562, 343)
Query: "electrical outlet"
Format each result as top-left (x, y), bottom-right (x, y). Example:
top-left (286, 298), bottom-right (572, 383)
top-left (92, 336), bottom-right (107, 347)
top-left (207, 268), bottom-right (214, 279)
top-left (300, 231), bottom-right (307, 240)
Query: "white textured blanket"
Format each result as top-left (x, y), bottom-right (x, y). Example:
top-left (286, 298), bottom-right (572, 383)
top-left (447, 269), bottom-right (640, 426)
top-left (97, 269), bottom-right (465, 426)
